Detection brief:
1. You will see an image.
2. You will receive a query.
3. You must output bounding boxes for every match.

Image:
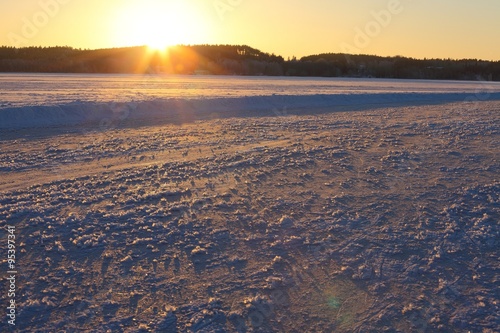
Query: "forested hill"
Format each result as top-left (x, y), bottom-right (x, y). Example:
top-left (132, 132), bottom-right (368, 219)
top-left (301, 53), bottom-right (500, 81)
top-left (0, 45), bottom-right (499, 81)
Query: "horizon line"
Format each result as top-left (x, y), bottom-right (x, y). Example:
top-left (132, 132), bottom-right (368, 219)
top-left (1, 44), bottom-right (499, 63)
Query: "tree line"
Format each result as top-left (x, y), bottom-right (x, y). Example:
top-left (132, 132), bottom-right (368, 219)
top-left (0, 45), bottom-right (499, 81)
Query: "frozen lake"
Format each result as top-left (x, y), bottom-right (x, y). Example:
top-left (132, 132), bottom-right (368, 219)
top-left (0, 74), bottom-right (499, 332)
top-left (1, 73), bottom-right (500, 107)
top-left (1, 74), bottom-right (500, 129)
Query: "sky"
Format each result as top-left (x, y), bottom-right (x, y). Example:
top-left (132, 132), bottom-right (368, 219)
top-left (1, 0), bottom-right (499, 60)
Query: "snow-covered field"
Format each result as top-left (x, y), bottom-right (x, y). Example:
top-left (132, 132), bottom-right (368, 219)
top-left (2, 74), bottom-right (500, 106)
top-left (1, 74), bottom-right (500, 130)
top-left (0, 75), bottom-right (499, 332)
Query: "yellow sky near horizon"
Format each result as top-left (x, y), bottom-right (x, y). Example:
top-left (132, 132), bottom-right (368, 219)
top-left (1, 0), bottom-right (499, 61)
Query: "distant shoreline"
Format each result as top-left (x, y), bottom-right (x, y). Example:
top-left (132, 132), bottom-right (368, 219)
top-left (0, 72), bottom-right (498, 84)
top-left (1, 45), bottom-right (499, 81)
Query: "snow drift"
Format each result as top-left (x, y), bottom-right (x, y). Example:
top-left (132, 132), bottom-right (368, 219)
top-left (2, 92), bottom-right (500, 130)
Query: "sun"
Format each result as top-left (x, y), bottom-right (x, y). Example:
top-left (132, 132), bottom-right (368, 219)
top-left (112, 0), bottom-right (211, 50)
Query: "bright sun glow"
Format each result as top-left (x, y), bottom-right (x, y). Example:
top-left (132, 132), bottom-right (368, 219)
top-left (112, 0), bottom-right (211, 50)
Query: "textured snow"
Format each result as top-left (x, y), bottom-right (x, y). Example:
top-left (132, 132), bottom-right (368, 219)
top-left (1, 101), bottom-right (498, 332)
top-left (1, 75), bottom-right (499, 332)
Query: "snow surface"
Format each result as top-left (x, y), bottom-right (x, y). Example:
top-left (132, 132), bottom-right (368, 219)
top-left (0, 75), bottom-right (499, 332)
top-left (1, 74), bottom-right (500, 129)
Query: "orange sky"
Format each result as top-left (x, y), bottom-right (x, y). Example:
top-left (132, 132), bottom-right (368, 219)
top-left (1, 0), bottom-right (499, 60)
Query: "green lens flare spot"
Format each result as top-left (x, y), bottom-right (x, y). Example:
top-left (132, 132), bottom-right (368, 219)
top-left (327, 297), bottom-right (341, 309)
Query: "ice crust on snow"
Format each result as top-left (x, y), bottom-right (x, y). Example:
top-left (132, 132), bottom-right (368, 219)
top-left (1, 101), bottom-right (499, 332)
